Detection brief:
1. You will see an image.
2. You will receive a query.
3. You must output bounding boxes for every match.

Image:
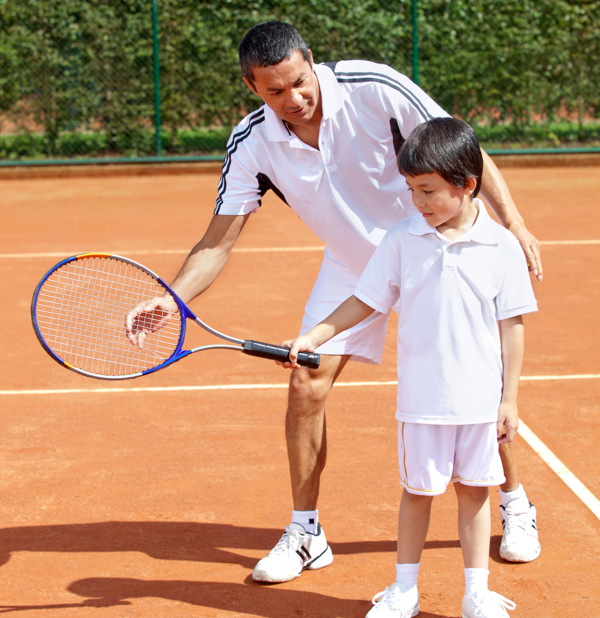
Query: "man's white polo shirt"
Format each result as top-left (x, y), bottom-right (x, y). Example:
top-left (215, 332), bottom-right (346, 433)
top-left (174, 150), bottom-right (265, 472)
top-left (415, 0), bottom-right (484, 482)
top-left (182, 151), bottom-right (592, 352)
top-left (354, 199), bottom-right (538, 425)
top-left (215, 60), bottom-right (449, 273)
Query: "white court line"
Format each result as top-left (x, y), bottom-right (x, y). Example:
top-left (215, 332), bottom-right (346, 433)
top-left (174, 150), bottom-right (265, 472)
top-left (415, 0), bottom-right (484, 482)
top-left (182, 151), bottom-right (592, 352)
top-left (518, 420), bottom-right (600, 519)
top-left (1, 373), bottom-right (598, 397)
top-left (2, 374), bottom-right (599, 519)
top-left (1, 240), bottom-right (599, 260)
top-left (0, 247), bottom-right (325, 259)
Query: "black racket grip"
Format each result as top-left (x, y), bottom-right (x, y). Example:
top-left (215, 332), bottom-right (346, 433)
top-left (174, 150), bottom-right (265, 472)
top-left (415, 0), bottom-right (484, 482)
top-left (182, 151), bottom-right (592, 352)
top-left (243, 340), bottom-right (320, 369)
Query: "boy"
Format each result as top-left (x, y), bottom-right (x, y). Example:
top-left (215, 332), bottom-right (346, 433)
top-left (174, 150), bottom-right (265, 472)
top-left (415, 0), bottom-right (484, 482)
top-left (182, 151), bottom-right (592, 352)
top-left (282, 117), bottom-right (536, 617)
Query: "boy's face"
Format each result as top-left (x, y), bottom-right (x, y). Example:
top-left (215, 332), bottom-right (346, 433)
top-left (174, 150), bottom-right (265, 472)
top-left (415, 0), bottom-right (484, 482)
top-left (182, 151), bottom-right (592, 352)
top-left (243, 49), bottom-right (321, 128)
top-left (404, 173), bottom-right (477, 231)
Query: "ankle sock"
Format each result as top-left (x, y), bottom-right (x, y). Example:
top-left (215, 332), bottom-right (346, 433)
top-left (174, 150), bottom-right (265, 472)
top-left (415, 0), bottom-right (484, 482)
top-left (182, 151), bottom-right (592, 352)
top-left (396, 563), bottom-right (420, 593)
top-left (464, 567), bottom-right (489, 597)
top-left (292, 510), bottom-right (319, 534)
top-left (500, 484), bottom-right (528, 508)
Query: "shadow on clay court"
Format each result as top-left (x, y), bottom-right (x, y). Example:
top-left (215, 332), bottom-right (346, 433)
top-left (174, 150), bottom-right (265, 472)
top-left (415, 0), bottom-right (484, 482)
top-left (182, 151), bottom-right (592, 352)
top-left (0, 579), bottom-right (456, 618)
top-left (0, 521), bottom-right (462, 616)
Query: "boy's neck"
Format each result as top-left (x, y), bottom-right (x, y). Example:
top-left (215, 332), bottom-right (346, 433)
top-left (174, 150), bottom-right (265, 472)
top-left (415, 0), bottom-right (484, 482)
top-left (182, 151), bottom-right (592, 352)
top-left (436, 200), bottom-right (479, 240)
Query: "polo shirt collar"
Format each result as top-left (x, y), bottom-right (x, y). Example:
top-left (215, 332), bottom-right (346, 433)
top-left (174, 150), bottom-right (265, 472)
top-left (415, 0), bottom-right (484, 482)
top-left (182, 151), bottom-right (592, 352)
top-left (262, 62), bottom-right (343, 141)
top-left (408, 198), bottom-right (503, 245)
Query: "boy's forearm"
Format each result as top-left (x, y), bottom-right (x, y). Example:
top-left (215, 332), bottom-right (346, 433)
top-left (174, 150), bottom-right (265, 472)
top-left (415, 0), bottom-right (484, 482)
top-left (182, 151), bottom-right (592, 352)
top-left (499, 316), bottom-right (525, 402)
top-left (309, 295), bottom-right (376, 347)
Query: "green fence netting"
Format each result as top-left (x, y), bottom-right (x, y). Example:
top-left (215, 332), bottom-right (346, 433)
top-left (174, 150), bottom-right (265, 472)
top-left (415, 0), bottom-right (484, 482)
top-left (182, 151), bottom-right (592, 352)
top-left (0, 0), bottom-right (598, 164)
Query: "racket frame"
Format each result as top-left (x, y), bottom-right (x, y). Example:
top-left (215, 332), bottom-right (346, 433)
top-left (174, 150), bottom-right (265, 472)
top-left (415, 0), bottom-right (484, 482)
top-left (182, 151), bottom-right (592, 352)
top-left (31, 253), bottom-right (319, 380)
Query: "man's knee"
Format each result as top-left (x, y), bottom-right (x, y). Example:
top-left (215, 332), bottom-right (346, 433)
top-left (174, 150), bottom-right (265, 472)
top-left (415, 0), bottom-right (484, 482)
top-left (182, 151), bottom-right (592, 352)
top-left (288, 367), bottom-right (332, 410)
top-left (287, 355), bottom-right (346, 412)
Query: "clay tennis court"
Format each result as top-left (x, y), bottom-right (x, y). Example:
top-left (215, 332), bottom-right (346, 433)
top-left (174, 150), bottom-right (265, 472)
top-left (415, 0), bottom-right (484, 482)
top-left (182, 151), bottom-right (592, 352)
top-left (0, 161), bottom-right (598, 617)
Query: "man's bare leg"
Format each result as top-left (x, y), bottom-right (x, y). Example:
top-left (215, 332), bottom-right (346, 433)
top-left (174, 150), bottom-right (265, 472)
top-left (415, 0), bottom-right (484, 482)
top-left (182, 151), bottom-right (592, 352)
top-left (286, 354), bottom-right (350, 510)
top-left (498, 442), bottom-right (541, 563)
top-left (252, 354), bottom-right (349, 583)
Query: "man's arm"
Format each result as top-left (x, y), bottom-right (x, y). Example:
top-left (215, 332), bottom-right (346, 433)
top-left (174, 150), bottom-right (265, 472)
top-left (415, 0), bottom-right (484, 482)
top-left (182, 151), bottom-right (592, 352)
top-left (169, 213), bottom-right (250, 303)
top-left (126, 213), bottom-right (249, 347)
top-left (480, 150), bottom-right (543, 281)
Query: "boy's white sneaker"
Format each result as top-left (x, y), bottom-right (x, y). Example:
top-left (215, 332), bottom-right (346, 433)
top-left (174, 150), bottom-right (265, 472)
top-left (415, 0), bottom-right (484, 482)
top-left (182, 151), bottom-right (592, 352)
top-left (366, 583), bottom-right (420, 617)
top-left (499, 499), bottom-right (540, 562)
top-left (252, 523), bottom-right (333, 583)
top-left (462, 591), bottom-right (516, 617)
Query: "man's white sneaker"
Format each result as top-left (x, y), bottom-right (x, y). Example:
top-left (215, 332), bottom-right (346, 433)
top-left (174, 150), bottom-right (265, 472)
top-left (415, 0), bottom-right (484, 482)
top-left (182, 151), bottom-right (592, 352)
top-left (499, 499), bottom-right (541, 562)
top-left (366, 583), bottom-right (420, 617)
top-left (462, 591), bottom-right (516, 618)
top-left (252, 523), bottom-right (333, 583)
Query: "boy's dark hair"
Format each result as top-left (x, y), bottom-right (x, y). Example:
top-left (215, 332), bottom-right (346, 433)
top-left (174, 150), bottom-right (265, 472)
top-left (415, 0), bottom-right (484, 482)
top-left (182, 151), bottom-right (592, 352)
top-left (398, 117), bottom-right (483, 197)
top-left (239, 21), bottom-right (311, 89)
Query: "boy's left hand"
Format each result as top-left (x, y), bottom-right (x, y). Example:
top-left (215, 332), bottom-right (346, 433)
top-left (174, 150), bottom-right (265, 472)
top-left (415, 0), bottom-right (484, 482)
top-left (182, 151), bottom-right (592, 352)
top-left (497, 401), bottom-right (519, 444)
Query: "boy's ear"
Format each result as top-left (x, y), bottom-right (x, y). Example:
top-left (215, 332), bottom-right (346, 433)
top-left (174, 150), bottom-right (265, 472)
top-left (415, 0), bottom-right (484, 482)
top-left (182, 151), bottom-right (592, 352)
top-left (465, 176), bottom-right (478, 195)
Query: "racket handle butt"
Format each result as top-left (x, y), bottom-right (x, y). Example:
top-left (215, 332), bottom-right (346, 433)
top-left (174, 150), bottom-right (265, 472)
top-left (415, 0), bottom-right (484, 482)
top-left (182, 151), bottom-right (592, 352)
top-left (243, 340), bottom-right (320, 369)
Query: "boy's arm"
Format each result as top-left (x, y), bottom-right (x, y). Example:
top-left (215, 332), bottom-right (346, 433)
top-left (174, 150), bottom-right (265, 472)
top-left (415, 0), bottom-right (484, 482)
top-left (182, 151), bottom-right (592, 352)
top-left (497, 315), bottom-right (525, 443)
top-left (283, 295), bottom-right (376, 367)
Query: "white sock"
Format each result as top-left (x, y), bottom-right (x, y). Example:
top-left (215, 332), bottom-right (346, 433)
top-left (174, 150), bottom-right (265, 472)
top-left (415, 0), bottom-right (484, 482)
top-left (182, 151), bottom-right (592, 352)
top-left (292, 510), bottom-right (319, 534)
top-left (500, 484), bottom-right (527, 508)
top-left (464, 567), bottom-right (489, 597)
top-left (396, 563), bottom-right (420, 593)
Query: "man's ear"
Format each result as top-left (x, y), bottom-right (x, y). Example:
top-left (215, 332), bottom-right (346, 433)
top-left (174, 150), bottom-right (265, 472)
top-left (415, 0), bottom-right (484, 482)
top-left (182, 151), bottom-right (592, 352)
top-left (243, 77), bottom-right (258, 95)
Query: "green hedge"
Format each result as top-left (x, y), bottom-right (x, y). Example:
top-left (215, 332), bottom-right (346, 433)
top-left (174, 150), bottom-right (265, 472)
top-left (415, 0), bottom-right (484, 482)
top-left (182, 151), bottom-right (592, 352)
top-left (0, 0), bottom-right (598, 161)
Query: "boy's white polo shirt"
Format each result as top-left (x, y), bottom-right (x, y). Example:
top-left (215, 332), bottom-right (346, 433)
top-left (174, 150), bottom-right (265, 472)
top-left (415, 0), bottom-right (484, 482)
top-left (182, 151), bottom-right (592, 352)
top-left (215, 60), bottom-right (449, 273)
top-left (354, 199), bottom-right (537, 425)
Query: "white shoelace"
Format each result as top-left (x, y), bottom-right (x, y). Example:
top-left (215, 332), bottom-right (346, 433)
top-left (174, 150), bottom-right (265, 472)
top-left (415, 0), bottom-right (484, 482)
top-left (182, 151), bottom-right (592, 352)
top-left (269, 525), bottom-right (305, 556)
top-left (471, 591), bottom-right (516, 617)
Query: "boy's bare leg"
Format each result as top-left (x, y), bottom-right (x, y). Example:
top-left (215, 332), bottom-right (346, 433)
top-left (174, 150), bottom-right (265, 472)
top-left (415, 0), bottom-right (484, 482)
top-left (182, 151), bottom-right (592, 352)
top-left (455, 483), bottom-right (491, 568)
top-left (396, 490), bottom-right (433, 564)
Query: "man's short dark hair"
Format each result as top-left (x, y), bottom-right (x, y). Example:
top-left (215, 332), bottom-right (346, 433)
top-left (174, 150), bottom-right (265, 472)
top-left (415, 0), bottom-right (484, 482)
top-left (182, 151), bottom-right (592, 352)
top-left (398, 117), bottom-right (483, 197)
top-left (239, 21), bottom-right (311, 88)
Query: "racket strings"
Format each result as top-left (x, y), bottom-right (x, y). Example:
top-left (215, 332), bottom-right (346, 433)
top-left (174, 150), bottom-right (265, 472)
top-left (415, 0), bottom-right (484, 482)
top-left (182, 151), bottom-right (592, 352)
top-left (34, 256), bottom-right (182, 377)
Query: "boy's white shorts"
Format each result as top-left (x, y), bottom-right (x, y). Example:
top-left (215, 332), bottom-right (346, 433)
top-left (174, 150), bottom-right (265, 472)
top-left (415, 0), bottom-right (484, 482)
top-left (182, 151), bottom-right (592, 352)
top-left (398, 422), bottom-right (506, 496)
top-left (300, 251), bottom-right (389, 364)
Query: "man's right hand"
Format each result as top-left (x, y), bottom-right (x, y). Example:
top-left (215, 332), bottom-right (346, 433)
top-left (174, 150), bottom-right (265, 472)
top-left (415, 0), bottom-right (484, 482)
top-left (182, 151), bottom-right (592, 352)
top-left (125, 295), bottom-right (178, 348)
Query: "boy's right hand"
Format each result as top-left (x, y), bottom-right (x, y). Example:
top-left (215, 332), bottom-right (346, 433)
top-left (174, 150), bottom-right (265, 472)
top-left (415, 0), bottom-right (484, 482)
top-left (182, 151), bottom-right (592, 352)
top-left (279, 335), bottom-right (318, 369)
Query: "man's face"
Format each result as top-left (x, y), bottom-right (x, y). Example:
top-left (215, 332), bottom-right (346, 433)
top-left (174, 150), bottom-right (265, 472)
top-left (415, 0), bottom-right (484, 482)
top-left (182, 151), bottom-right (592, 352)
top-left (244, 49), bottom-right (321, 127)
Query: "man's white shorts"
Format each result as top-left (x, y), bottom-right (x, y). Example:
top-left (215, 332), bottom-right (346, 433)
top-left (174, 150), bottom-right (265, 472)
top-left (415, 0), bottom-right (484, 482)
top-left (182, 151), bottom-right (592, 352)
top-left (398, 422), bottom-right (505, 496)
top-left (300, 250), bottom-right (389, 364)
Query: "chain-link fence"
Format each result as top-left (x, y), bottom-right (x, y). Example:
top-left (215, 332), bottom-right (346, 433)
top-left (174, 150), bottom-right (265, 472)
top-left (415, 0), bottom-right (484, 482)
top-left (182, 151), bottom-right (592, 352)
top-left (0, 0), bottom-right (598, 165)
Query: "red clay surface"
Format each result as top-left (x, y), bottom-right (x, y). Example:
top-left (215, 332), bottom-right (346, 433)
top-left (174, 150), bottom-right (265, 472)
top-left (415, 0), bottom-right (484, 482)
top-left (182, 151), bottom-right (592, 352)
top-left (0, 165), bottom-right (599, 617)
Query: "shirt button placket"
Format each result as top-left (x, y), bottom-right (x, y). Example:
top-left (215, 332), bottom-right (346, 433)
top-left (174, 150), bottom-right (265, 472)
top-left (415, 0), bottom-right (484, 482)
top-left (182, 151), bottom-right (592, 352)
top-left (443, 244), bottom-right (458, 273)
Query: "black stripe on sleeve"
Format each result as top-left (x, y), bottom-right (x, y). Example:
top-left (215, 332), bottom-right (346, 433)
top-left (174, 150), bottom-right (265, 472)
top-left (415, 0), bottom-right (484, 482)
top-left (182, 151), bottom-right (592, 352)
top-left (215, 108), bottom-right (266, 214)
top-left (333, 70), bottom-right (435, 122)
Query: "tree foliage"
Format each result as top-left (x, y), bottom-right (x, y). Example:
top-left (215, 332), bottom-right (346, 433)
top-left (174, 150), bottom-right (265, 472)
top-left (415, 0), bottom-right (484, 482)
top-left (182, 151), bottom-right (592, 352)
top-left (0, 0), bottom-right (597, 159)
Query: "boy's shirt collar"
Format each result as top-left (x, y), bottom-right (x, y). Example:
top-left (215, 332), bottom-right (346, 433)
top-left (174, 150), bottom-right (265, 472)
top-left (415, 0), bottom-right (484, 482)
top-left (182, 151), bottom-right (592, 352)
top-left (408, 198), bottom-right (502, 245)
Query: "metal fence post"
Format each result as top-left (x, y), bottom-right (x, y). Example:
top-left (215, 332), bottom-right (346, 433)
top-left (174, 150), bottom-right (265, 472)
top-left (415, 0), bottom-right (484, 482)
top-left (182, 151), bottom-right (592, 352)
top-left (152, 0), bottom-right (163, 156)
top-left (412, 0), bottom-right (419, 85)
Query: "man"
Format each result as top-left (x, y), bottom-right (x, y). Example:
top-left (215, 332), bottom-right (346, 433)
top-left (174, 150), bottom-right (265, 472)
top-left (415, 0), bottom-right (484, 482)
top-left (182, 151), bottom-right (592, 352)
top-left (127, 21), bottom-right (542, 583)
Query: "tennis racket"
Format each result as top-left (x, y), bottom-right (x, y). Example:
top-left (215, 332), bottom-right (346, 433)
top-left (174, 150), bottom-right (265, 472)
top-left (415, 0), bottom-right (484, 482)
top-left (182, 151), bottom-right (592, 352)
top-left (31, 253), bottom-right (320, 380)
